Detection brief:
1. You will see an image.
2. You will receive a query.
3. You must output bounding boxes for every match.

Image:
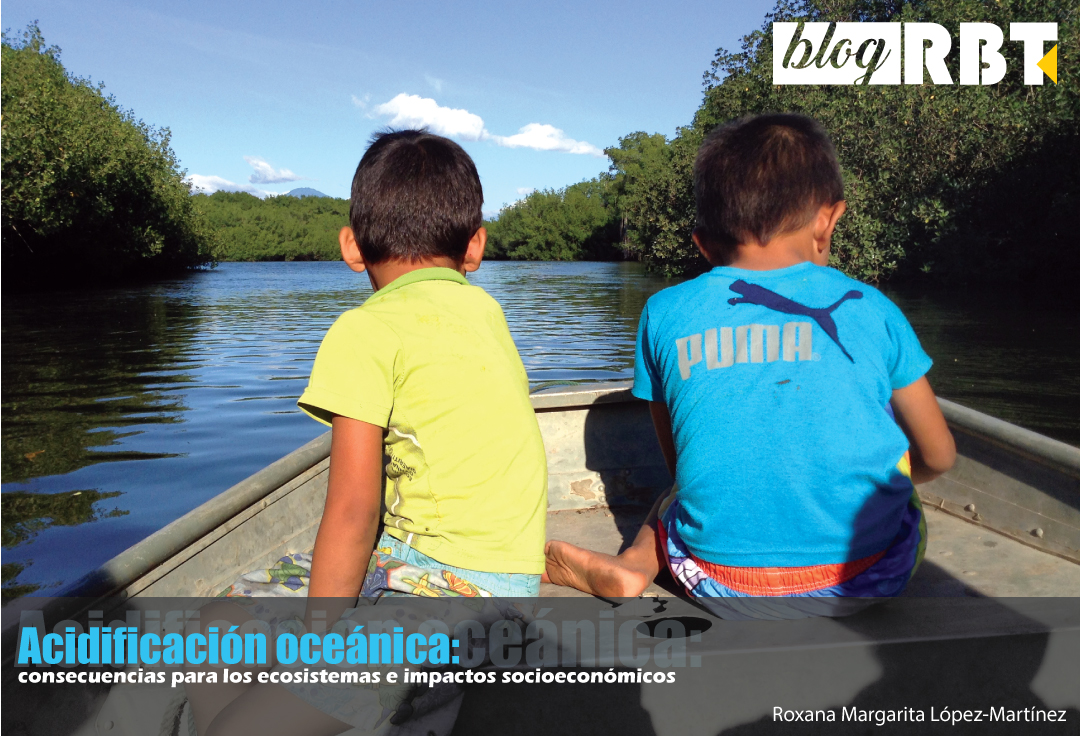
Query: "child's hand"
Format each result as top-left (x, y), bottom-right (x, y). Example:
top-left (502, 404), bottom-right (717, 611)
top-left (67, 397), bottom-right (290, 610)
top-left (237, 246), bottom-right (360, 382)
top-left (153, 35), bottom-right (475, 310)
top-left (891, 377), bottom-right (956, 485)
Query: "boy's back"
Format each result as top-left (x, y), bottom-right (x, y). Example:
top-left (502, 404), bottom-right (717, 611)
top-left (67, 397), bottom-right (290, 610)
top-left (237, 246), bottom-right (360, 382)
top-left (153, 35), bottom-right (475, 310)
top-left (543, 114), bottom-right (954, 615)
top-left (634, 261), bottom-right (930, 567)
top-left (292, 129), bottom-right (552, 601)
top-left (189, 131), bottom-right (550, 735)
top-left (300, 267), bottom-right (547, 573)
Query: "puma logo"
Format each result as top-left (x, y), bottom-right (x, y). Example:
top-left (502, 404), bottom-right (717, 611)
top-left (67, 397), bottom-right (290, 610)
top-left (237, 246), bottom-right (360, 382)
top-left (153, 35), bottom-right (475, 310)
top-left (728, 280), bottom-right (862, 362)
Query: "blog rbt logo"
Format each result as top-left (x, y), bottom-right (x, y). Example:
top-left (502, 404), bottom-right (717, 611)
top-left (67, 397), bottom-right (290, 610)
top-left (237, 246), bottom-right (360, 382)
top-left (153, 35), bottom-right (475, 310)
top-left (773, 22), bottom-right (1058, 85)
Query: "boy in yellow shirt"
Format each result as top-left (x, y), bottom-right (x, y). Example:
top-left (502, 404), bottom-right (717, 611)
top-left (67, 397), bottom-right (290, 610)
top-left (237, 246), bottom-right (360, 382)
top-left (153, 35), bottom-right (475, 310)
top-left (299, 129), bottom-right (547, 599)
top-left (187, 131), bottom-right (543, 736)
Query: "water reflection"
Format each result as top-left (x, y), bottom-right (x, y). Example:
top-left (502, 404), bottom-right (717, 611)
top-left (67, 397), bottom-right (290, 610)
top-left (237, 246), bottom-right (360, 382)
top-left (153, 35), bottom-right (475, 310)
top-left (0, 262), bottom-right (673, 600)
top-left (883, 284), bottom-right (1080, 444)
top-left (0, 489), bottom-right (128, 603)
top-left (1, 489), bottom-right (126, 547)
top-left (2, 291), bottom-right (192, 483)
top-left (1, 262), bottom-right (1076, 602)
top-left (472, 262), bottom-right (674, 383)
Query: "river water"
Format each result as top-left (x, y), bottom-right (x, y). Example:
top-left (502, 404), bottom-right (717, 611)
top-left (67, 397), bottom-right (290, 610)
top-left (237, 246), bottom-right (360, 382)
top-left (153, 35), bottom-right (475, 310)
top-left (2, 261), bottom-right (1078, 600)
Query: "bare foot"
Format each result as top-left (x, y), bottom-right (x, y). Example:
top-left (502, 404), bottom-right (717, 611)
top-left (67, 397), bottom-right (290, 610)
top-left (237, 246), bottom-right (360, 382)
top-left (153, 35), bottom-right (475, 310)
top-left (543, 540), bottom-right (651, 597)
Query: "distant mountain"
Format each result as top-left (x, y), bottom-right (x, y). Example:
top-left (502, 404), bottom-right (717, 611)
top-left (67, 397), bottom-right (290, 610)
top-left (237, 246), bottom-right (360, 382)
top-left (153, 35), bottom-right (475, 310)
top-left (285, 187), bottom-right (329, 198)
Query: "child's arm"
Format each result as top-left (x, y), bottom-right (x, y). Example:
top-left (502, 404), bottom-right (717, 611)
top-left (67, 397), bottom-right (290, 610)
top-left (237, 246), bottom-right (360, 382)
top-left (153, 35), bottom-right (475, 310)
top-left (649, 401), bottom-right (677, 478)
top-left (890, 377), bottom-right (956, 485)
top-left (307, 415), bottom-right (384, 600)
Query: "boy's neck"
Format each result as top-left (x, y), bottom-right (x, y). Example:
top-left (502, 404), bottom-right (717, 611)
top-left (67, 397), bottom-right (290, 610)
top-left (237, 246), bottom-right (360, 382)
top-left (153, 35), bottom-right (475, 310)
top-left (365, 257), bottom-right (464, 291)
top-left (726, 227), bottom-right (828, 271)
top-left (343, 226), bottom-right (487, 291)
top-left (700, 200), bottom-right (846, 272)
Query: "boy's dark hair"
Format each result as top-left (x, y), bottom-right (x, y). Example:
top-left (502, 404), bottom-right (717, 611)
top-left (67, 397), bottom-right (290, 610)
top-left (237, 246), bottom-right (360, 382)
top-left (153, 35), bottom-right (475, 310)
top-left (350, 129), bottom-right (483, 264)
top-left (693, 113), bottom-right (843, 262)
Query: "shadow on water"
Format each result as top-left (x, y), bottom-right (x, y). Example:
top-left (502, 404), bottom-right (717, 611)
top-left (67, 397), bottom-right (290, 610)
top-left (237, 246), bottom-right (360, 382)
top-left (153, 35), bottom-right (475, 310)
top-left (1, 262), bottom-right (676, 602)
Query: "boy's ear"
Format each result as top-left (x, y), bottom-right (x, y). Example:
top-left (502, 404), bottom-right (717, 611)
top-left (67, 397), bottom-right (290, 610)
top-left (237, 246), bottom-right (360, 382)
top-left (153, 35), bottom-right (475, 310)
top-left (811, 200), bottom-right (846, 260)
top-left (816, 200), bottom-right (847, 241)
top-left (462, 227), bottom-right (487, 273)
top-left (691, 228), bottom-right (723, 266)
top-left (691, 228), bottom-right (707, 256)
top-left (339, 226), bottom-right (367, 273)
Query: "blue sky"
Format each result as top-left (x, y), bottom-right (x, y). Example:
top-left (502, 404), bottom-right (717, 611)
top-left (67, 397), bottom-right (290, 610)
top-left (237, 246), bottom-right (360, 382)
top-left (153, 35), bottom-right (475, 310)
top-left (3, 0), bottom-right (776, 214)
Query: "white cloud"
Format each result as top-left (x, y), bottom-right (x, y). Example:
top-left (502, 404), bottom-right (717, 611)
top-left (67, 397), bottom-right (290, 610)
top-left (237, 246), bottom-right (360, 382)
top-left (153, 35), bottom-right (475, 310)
top-left (374, 93), bottom-right (488, 141)
top-left (491, 123), bottom-right (605, 157)
top-left (516, 187), bottom-right (535, 195)
top-left (351, 93), bottom-right (370, 110)
top-left (245, 156), bottom-right (302, 185)
top-left (369, 94), bottom-right (605, 157)
top-left (185, 174), bottom-right (280, 199)
top-left (424, 74), bottom-right (443, 93)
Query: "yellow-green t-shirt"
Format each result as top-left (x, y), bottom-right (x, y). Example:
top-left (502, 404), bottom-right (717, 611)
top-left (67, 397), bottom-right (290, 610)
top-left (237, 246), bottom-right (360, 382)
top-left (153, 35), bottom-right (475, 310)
top-left (298, 267), bottom-right (547, 574)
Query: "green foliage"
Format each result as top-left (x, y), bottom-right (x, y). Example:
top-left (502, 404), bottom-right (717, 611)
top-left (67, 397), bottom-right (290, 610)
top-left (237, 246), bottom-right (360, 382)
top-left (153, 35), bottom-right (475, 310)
top-left (194, 191), bottom-right (349, 261)
top-left (485, 180), bottom-right (624, 261)
top-left (618, 0), bottom-right (1080, 285)
top-left (605, 132), bottom-right (703, 276)
top-left (1, 26), bottom-right (217, 290)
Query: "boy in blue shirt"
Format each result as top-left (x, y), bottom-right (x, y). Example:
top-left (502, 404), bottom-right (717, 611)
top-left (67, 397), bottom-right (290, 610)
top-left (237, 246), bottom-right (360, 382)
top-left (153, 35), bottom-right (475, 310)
top-left (543, 114), bottom-right (956, 619)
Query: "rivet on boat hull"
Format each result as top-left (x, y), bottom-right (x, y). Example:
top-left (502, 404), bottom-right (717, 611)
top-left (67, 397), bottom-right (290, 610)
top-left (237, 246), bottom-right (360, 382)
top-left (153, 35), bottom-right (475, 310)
top-left (964, 503), bottom-right (976, 512)
top-left (1033, 528), bottom-right (1045, 538)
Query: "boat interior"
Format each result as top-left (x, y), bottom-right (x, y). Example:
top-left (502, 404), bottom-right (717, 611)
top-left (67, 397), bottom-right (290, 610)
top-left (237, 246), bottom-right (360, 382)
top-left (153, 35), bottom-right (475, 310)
top-left (17, 381), bottom-right (1073, 606)
top-left (531, 382), bottom-right (1080, 599)
top-left (543, 501), bottom-right (1080, 599)
top-left (4, 382), bottom-right (1079, 736)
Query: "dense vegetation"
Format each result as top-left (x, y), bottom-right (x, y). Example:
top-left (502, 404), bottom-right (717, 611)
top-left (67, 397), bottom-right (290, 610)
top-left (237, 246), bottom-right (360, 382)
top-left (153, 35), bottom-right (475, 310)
top-left (484, 180), bottom-right (624, 260)
top-left (194, 191), bottom-right (348, 261)
top-left (608, 0), bottom-right (1080, 284)
top-left (488, 0), bottom-right (1078, 285)
top-left (1, 26), bottom-right (216, 290)
top-left (6, 2), bottom-right (1076, 282)
top-left (199, 182), bottom-right (629, 262)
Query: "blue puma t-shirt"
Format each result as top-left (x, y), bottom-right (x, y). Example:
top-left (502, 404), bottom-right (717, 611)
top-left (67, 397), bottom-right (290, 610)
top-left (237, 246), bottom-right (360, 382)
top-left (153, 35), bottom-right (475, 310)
top-left (633, 262), bottom-right (932, 567)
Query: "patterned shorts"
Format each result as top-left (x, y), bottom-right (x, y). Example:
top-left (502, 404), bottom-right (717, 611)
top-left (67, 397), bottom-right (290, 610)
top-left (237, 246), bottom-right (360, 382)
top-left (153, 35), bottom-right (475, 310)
top-left (363, 532), bottom-right (541, 598)
top-left (218, 531), bottom-right (540, 599)
top-left (659, 486), bottom-right (927, 620)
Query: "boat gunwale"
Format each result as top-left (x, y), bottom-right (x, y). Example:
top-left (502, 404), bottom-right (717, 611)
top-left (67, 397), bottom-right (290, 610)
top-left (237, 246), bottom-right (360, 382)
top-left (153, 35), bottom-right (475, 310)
top-left (532, 382), bottom-right (1080, 477)
top-left (4, 382), bottom-right (1077, 630)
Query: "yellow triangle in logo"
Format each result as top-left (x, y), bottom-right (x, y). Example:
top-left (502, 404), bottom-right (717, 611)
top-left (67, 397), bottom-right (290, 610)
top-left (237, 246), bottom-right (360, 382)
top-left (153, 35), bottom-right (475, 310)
top-left (1037, 44), bottom-right (1058, 84)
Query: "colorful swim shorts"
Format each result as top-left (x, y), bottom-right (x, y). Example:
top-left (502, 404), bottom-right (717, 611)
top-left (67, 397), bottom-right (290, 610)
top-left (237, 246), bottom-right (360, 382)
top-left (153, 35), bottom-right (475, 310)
top-left (659, 485), bottom-right (927, 620)
top-left (362, 531), bottom-right (541, 598)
